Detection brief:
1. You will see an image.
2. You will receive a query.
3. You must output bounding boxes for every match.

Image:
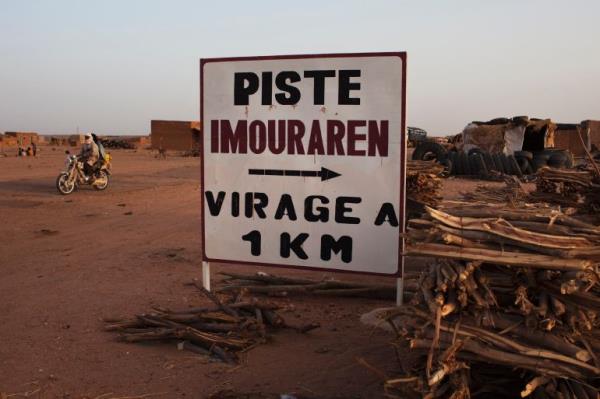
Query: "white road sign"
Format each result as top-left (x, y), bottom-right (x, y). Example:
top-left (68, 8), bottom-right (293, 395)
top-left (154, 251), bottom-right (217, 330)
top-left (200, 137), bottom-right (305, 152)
top-left (201, 52), bottom-right (406, 275)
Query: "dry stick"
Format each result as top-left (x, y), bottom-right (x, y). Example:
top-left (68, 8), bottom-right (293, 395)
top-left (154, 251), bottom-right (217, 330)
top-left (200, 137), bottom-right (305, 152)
top-left (437, 207), bottom-right (598, 231)
top-left (193, 281), bottom-right (240, 318)
top-left (356, 357), bottom-right (389, 381)
top-left (491, 317), bottom-right (592, 362)
top-left (426, 206), bottom-right (594, 249)
top-left (579, 336), bottom-right (600, 368)
top-left (406, 242), bottom-right (593, 271)
top-left (398, 305), bottom-right (595, 366)
top-left (521, 376), bottom-right (550, 398)
top-left (577, 126), bottom-right (600, 178)
top-left (455, 324), bottom-right (600, 375)
top-left (433, 224), bottom-right (575, 258)
top-left (410, 338), bottom-right (583, 379)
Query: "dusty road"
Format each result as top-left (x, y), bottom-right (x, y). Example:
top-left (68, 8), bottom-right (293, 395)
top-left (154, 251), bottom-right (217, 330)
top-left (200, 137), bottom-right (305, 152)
top-left (0, 148), bottom-right (394, 398)
top-left (0, 147), bottom-right (486, 398)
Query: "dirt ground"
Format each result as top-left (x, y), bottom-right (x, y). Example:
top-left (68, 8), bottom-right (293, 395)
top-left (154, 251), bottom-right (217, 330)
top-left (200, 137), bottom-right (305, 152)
top-left (0, 146), bottom-right (495, 399)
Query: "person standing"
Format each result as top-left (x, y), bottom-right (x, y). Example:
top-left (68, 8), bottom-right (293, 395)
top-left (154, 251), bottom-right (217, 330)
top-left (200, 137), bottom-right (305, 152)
top-left (31, 141), bottom-right (37, 157)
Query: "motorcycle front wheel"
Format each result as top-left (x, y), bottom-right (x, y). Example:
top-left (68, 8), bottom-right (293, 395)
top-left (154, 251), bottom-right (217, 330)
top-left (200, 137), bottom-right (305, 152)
top-left (56, 173), bottom-right (75, 195)
top-left (93, 170), bottom-right (109, 191)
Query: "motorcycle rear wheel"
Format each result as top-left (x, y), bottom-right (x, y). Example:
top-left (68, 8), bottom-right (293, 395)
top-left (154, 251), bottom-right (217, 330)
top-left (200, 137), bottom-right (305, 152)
top-left (56, 173), bottom-right (75, 195)
top-left (93, 170), bottom-right (109, 191)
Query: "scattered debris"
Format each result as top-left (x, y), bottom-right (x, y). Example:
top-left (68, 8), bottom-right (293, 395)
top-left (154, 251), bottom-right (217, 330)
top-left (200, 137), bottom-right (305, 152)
top-left (104, 283), bottom-right (319, 363)
top-left (461, 176), bottom-right (526, 205)
top-left (216, 271), bottom-right (416, 300)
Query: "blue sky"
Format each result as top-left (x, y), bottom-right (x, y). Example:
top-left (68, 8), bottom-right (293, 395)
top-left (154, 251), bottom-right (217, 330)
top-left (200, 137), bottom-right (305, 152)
top-left (1, 0), bottom-right (599, 136)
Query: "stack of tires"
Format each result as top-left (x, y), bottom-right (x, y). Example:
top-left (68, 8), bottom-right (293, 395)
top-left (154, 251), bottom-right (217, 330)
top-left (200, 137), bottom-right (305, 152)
top-left (411, 141), bottom-right (573, 177)
top-left (447, 150), bottom-right (524, 178)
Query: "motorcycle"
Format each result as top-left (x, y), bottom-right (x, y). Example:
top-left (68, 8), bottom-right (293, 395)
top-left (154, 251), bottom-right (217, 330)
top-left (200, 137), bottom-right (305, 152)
top-left (56, 150), bottom-right (112, 195)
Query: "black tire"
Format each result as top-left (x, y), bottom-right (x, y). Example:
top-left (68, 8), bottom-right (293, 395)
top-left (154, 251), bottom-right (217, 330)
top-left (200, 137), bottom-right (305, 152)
top-left (56, 173), bottom-right (75, 195)
top-left (468, 148), bottom-right (484, 157)
top-left (533, 149), bottom-right (560, 162)
top-left (453, 151), bottom-right (463, 175)
top-left (459, 152), bottom-right (471, 175)
top-left (470, 153), bottom-right (489, 178)
top-left (412, 141), bottom-right (448, 162)
top-left (482, 152), bottom-right (495, 172)
top-left (500, 154), bottom-right (513, 175)
top-left (448, 151), bottom-right (458, 175)
top-left (514, 151), bottom-right (533, 161)
top-left (515, 156), bottom-right (533, 175)
top-left (468, 154), bottom-right (478, 174)
top-left (469, 153), bottom-right (482, 174)
top-left (92, 170), bottom-right (109, 190)
top-left (532, 157), bottom-right (548, 172)
top-left (508, 155), bottom-right (523, 177)
top-left (548, 150), bottom-right (574, 169)
top-left (439, 157), bottom-right (452, 177)
top-left (492, 153), bottom-right (505, 173)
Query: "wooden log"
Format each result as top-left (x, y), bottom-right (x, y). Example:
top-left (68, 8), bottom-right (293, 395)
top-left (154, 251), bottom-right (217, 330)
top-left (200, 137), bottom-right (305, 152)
top-left (405, 243), bottom-right (593, 271)
top-left (436, 207), bottom-right (599, 231)
top-left (490, 316), bottom-right (592, 362)
top-left (193, 282), bottom-right (240, 318)
top-left (433, 224), bottom-right (569, 257)
top-left (410, 338), bottom-right (585, 379)
top-left (426, 206), bottom-right (595, 250)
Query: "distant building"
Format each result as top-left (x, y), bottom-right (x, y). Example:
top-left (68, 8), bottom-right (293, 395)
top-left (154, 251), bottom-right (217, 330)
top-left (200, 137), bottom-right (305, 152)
top-left (4, 131), bottom-right (39, 147)
top-left (150, 120), bottom-right (201, 151)
top-left (583, 120), bottom-right (600, 151)
top-left (554, 123), bottom-right (588, 157)
top-left (0, 133), bottom-right (16, 147)
top-left (68, 134), bottom-right (85, 146)
top-left (552, 120), bottom-right (600, 156)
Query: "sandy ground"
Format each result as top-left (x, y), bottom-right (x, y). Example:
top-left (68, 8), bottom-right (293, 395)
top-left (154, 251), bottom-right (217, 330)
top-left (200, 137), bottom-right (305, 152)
top-left (0, 147), bottom-right (490, 399)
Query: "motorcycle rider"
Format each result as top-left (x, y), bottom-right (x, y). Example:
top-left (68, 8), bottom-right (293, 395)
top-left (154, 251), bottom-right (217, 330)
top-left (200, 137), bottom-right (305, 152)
top-left (79, 133), bottom-right (100, 180)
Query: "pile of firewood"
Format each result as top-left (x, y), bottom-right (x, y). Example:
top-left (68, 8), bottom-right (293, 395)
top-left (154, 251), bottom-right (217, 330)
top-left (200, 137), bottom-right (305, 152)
top-left (216, 271), bottom-right (413, 300)
top-left (530, 167), bottom-right (600, 213)
top-left (461, 176), bottom-right (526, 205)
top-left (407, 160), bottom-right (444, 207)
top-left (104, 283), bottom-right (319, 363)
top-left (380, 205), bottom-right (600, 398)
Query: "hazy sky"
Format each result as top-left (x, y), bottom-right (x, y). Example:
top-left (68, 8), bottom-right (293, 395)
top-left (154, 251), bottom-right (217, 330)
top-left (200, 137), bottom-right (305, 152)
top-left (1, 0), bottom-right (599, 136)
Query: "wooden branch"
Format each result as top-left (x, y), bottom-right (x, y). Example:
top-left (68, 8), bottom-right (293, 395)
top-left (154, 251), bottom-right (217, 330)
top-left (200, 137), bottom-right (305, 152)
top-left (406, 242), bottom-right (593, 271)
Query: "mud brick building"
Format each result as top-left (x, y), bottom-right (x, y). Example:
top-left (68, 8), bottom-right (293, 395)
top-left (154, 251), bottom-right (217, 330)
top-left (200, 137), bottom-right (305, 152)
top-left (553, 120), bottom-right (600, 156)
top-left (3, 132), bottom-right (39, 147)
top-left (150, 120), bottom-right (201, 151)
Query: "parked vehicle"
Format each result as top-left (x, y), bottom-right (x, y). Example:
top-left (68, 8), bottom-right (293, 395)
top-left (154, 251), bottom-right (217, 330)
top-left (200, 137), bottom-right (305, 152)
top-left (56, 150), bottom-right (111, 195)
top-left (407, 126), bottom-right (428, 147)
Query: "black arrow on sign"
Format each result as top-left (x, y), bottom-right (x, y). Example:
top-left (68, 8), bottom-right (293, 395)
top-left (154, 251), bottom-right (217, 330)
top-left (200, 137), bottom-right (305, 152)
top-left (248, 167), bottom-right (341, 181)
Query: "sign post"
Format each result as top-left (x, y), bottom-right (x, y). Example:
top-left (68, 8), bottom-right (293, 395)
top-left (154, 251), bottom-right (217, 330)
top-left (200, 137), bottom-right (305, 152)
top-left (201, 52), bottom-right (406, 291)
top-left (202, 261), bottom-right (211, 291)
